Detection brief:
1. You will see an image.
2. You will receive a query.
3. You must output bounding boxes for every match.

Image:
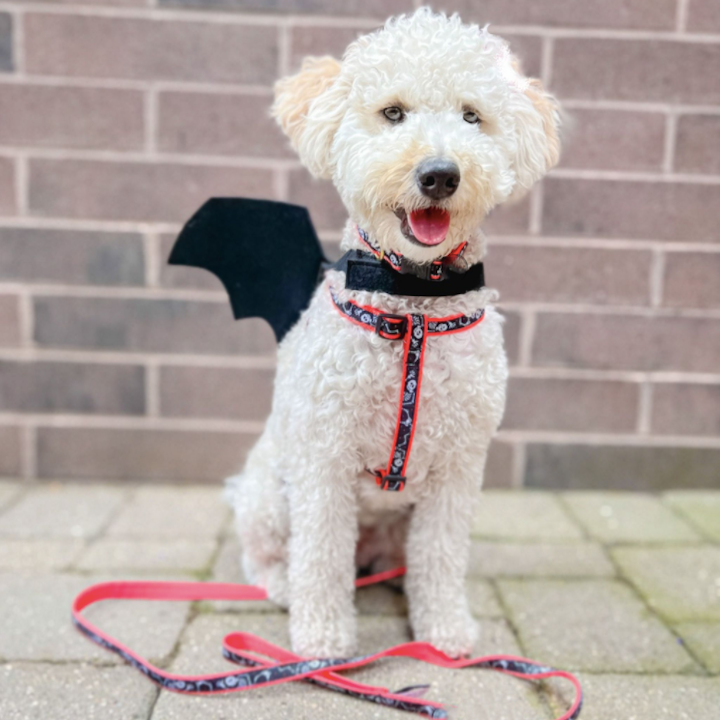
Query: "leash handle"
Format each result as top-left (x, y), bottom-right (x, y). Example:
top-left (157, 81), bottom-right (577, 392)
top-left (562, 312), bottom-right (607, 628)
top-left (72, 570), bottom-right (582, 719)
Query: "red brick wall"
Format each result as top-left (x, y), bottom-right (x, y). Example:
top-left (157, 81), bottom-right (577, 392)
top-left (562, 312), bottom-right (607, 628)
top-left (0, 0), bottom-right (719, 489)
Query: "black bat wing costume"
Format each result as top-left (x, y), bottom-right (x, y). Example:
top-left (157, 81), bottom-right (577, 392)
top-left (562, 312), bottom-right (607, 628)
top-left (168, 198), bottom-right (327, 343)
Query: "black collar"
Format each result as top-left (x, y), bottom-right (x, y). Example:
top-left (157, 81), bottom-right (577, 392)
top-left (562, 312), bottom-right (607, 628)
top-left (328, 249), bottom-right (485, 298)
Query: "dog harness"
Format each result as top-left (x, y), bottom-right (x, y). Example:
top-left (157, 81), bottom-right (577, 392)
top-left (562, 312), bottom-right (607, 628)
top-left (329, 227), bottom-right (486, 491)
top-left (72, 568), bottom-right (583, 719)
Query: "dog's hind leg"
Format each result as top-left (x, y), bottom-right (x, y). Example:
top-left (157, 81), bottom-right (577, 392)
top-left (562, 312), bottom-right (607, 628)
top-left (225, 429), bottom-right (290, 608)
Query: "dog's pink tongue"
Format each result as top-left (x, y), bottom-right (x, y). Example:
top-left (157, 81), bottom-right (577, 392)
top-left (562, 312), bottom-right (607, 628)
top-left (408, 208), bottom-right (451, 246)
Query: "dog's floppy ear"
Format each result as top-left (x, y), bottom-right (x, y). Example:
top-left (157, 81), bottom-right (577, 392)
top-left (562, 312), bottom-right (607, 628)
top-left (272, 56), bottom-right (347, 179)
top-left (508, 77), bottom-right (561, 201)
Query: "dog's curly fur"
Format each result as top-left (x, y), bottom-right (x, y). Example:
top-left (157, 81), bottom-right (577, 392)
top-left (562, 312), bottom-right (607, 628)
top-left (226, 7), bottom-right (561, 659)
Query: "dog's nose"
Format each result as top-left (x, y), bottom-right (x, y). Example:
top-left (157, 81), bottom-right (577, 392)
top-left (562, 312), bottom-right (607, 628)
top-left (416, 159), bottom-right (461, 200)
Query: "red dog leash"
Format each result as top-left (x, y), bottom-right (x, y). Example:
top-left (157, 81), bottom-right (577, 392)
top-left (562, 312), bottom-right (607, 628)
top-left (72, 567), bottom-right (582, 719)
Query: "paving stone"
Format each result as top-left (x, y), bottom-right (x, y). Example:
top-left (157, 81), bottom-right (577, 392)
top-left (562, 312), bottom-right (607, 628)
top-left (0, 480), bottom-right (22, 512)
top-left (469, 541), bottom-right (615, 578)
top-left (498, 579), bottom-right (695, 673)
top-left (613, 546), bottom-right (720, 622)
top-left (549, 674), bottom-right (720, 720)
top-left (472, 492), bottom-right (583, 541)
top-left (0, 663), bottom-right (158, 720)
top-left (355, 583), bottom-right (408, 616)
top-left (0, 572), bottom-right (189, 662)
top-left (674, 622), bottom-right (720, 673)
top-left (562, 492), bottom-right (700, 543)
top-left (0, 539), bottom-right (84, 570)
top-left (664, 491), bottom-right (720, 542)
top-left (76, 538), bottom-right (217, 573)
top-left (152, 613), bottom-right (536, 720)
top-left (106, 486), bottom-right (229, 539)
top-left (0, 484), bottom-right (127, 539)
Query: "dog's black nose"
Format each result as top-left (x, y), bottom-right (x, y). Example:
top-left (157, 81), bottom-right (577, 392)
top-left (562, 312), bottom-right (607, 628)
top-left (416, 159), bottom-right (461, 200)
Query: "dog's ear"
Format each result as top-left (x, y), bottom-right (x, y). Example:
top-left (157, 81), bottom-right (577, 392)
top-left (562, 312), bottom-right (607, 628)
top-left (508, 78), bottom-right (561, 201)
top-left (272, 56), bottom-right (347, 179)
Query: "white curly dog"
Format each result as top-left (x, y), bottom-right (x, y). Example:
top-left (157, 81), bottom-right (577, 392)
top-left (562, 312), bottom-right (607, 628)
top-left (226, 8), bottom-right (560, 659)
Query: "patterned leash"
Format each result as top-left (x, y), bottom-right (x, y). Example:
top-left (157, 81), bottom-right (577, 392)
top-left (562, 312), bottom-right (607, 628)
top-left (72, 567), bottom-right (583, 719)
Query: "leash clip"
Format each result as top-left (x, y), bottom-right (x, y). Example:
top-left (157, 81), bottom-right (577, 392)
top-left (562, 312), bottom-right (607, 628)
top-left (375, 313), bottom-right (408, 340)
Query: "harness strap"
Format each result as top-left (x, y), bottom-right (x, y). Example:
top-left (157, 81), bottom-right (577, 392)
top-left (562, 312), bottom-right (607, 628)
top-left (330, 289), bottom-right (485, 490)
top-left (72, 570), bottom-right (583, 719)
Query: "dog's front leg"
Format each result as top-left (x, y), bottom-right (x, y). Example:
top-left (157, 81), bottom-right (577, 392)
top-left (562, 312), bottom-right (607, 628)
top-left (286, 459), bottom-right (359, 658)
top-left (405, 467), bottom-right (480, 657)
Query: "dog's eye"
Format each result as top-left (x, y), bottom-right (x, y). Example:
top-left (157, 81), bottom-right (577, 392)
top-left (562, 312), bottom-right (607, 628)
top-left (463, 110), bottom-right (481, 125)
top-left (383, 106), bottom-right (405, 123)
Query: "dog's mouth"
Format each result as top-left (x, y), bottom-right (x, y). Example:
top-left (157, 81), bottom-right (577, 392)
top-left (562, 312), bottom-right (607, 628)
top-left (395, 207), bottom-right (450, 247)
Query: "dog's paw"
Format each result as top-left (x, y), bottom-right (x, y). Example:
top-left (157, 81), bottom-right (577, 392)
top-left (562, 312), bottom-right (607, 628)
top-left (414, 614), bottom-right (479, 659)
top-left (290, 614), bottom-right (357, 659)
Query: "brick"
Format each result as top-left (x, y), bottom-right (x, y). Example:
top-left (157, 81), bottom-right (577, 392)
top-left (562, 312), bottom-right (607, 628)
top-left (0, 227), bottom-right (145, 286)
top-left (437, 0), bottom-right (676, 30)
top-left (0, 539), bottom-right (83, 571)
top-left (289, 25), bottom-right (367, 70)
top-left (34, 296), bottom-right (276, 354)
top-left (158, 91), bottom-right (292, 158)
top-left (0, 572), bottom-right (189, 661)
top-left (0, 360), bottom-right (145, 414)
top-left (0, 85), bottom-right (144, 150)
top-left (560, 108), bottom-right (665, 171)
top-left (526, 444), bottom-right (720, 490)
top-left (562, 491), bottom-right (700, 543)
top-left (674, 623), bottom-right (720, 673)
top-left (553, 38), bottom-right (720, 104)
top-left (612, 546), bottom-right (720, 621)
top-left (0, 294), bottom-right (21, 347)
top-left (29, 159), bottom-right (275, 223)
top-left (25, 13), bottom-right (278, 84)
top-left (472, 491), bottom-right (583, 540)
top-left (504, 377), bottom-right (639, 432)
top-left (675, 115), bottom-right (720, 174)
top-left (491, 244), bottom-right (652, 305)
top-left (652, 383), bottom-right (720, 436)
top-left (288, 169), bottom-right (347, 232)
top-left (663, 251), bottom-right (720, 309)
top-left (550, 675), bottom-right (720, 720)
top-left (469, 541), bottom-right (615, 578)
top-left (12, 0), bottom-right (147, 4)
top-left (664, 490), bottom-right (720, 542)
top-left (0, 13), bottom-right (12, 72)
top-left (159, 232), bottom-right (227, 289)
top-left (160, 0), bottom-right (413, 17)
top-left (688, 0), bottom-right (720, 33)
top-left (499, 579), bottom-right (695, 672)
top-left (37, 427), bottom-right (259, 482)
top-left (533, 312), bottom-right (720, 373)
top-left (483, 193), bottom-right (530, 235)
top-left (0, 426), bottom-right (21, 477)
top-left (499, 310), bottom-right (521, 366)
top-left (107, 486), bottom-right (229, 539)
top-left (0, 664), bottom-right (158, 720)
top-left (484, 439), bottom-right (514, 488)
top-left (544, 177), bottom-right (720, 242)
top-left (76, 538), bottom-right (217, 573)
top-left (0, 157), bottom-right (17, 215)
top-left (160, 366), bottom-right (274, 420)
top-left (0, 484), bottom-right (126, 538)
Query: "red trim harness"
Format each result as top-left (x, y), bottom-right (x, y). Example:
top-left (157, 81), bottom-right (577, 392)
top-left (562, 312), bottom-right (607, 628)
top-left (73, 569), bottom-right (583, 719)
top-left (330, 288), bottom-right (485, 491)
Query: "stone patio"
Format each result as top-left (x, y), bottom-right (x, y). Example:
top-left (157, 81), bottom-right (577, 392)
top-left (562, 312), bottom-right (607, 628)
top-left (0, 481), bottom-right (718, 719)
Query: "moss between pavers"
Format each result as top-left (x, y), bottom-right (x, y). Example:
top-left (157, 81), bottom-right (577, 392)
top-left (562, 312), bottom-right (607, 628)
top-left (674, 622), bottom-right (720, 674)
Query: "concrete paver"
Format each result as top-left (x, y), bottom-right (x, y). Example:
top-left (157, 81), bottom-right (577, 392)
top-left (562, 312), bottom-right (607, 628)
top-left (664, 491), bottom-right (720, 542)
top-left (0, 484), bottom-right (126, 539)
top-left (562, 491), bottom-right (700, 543)
top-left (472, 491), bottom-right (583, 541)
top-left (613, 546), bottom-right (720, 621)
top-left (674, 622), bottom-right (720, 673)
top-left (469, 541), bottom-right (615, 577)
top-left (0, 480), bottom-right (23, 513)
top-left (498, 579), bottom-right (696, 673)
top-left (0, 663), bottom-right (158, 720)
top-left (0, 539), bottom-right (84, 570)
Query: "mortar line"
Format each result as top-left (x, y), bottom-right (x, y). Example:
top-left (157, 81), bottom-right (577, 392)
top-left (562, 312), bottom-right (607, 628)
top-left (637, 379), bottom-right (653, 434)
top-left (676, 0), bottom-right (690, 32)
top-left (650, 248), bottom-right (666, 308)
top-left (662, 111), bottom-right (678, 174)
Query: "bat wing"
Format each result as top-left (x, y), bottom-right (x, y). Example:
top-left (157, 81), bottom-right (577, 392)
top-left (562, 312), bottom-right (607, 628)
top-left (168, 198), bottom-right (327, 343)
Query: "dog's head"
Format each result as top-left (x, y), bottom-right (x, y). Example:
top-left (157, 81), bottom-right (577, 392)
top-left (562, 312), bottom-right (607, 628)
top-left (273, 8), bottom-right (560, 265)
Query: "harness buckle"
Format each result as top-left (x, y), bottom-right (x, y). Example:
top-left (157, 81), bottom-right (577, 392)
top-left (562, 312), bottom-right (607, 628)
top-left (380, 475), bottom-right (406, 492)
top-left (375, 313), bottom-right (408, 340)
